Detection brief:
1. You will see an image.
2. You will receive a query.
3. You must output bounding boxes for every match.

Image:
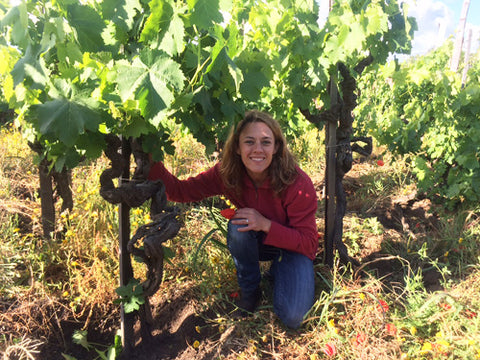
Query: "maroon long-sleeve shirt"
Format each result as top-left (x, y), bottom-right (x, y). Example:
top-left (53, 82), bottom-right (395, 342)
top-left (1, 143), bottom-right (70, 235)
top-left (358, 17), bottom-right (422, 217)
top-left (148, 162), bottom-right (319, 260)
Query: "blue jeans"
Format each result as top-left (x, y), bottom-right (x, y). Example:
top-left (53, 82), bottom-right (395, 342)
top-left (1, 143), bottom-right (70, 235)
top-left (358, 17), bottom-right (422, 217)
top-left (227, 222), bottom-right (315, 329)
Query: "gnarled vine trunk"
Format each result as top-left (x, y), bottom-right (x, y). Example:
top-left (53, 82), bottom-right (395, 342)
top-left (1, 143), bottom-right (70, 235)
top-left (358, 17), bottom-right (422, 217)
top-left (30, 141), bottom-right (73, 239)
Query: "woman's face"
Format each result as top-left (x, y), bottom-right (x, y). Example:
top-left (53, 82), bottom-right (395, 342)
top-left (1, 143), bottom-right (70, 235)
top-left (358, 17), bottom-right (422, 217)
top-left (237, 121), bottom-right (278, 185)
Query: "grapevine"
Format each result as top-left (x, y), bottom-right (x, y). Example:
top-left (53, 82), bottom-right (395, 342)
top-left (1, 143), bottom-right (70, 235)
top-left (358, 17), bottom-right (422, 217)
top-left (1, 0), bottom-right (416, 349)
top-left (355, 42), bottom-right (480, 207)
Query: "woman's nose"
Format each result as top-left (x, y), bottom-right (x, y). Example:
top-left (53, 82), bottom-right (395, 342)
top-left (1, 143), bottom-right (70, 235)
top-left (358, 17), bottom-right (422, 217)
top-left (253, 142), bottom-right (262, 151)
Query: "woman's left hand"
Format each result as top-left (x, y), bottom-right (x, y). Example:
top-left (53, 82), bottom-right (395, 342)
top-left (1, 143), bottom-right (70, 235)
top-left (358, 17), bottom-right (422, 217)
top-left (231, 208), bottom-right (272, 233)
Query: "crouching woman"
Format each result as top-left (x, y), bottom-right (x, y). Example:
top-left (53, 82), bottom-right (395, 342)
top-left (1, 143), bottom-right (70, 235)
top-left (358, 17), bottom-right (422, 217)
top-left (148, 110), bottom-right (318, 329)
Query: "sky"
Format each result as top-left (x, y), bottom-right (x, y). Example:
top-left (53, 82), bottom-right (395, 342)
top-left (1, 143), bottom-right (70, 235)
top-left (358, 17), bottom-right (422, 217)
top-left (317, 0), bottom-right (480, 57)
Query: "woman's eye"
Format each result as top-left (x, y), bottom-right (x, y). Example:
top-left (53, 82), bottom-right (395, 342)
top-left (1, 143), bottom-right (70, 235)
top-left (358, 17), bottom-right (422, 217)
top-left (262, 141), bottom-right (272, 146)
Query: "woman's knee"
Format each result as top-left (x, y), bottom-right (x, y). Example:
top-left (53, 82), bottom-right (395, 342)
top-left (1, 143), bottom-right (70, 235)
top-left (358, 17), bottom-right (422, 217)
top-left (275, 304), bottom-right (308, 329)
top-left (271, 252), bottom-right (314, 329)
top-left (226, 222), bottom-right (256, 257)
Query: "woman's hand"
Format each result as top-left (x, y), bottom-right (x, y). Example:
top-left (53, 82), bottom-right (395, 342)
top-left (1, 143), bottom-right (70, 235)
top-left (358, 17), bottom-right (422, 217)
top-left (231, 208), bottom-right (271, 233)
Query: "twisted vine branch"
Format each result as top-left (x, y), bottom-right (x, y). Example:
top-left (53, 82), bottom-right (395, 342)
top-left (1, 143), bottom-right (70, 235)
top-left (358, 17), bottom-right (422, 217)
top-left (302, 55), bottom-right (374, 266)
top-left (99, 134), bottom-right (181, 335)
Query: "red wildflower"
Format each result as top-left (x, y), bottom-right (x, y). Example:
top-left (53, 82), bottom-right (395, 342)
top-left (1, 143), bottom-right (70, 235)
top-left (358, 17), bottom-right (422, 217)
top-left (464, 309), bottom-right (477, 319)
top-left (323, 342), bottom-right (337, 357)
top-left (352, 332), bottom-right (367, 347)
top-left (385, 323), bottom-right (397, 336)
top-left (378, 299), bottom-right (389, 313)
top-left (377, 159), bottom-right (385, 166)
top-left (220, 208), bottom-right (236, 219)
top-left (439, 303), bottom-right (452, 311)
top-left (229, 291), bottom-right (239, 299)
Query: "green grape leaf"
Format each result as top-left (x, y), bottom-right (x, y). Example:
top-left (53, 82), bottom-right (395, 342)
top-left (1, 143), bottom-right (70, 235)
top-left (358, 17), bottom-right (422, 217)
top-left (115, 50), bottom-right (185, 121)
top-left (34, 98), bottom-right (104, 147)
top-left (72, 330), bottom-right (90, 350)
top-left (10, 43), bottom-right (43, 86)
top-left (101, 0), bottom-right (142, 32)
top-left (140, 0), bottom-right (172, 43)
top-left (140, 0), bottom-right (185, 56)
top-left (114, 279), bottom-right (145, 313)
top-left (157, 12), bottom-right (185, 56)
top-left (238, 58), bottom-right (272, 101)
top-left (66, 3), bottom-right (106, 52)
top-left (1, 3), bottom-right (30, 48)
top-left (188, 0), bottom-right (223, 30)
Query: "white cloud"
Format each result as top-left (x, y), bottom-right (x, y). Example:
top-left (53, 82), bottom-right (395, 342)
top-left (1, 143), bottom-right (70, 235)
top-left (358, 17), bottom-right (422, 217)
top-left (403, 0), bottom-right (480, 56)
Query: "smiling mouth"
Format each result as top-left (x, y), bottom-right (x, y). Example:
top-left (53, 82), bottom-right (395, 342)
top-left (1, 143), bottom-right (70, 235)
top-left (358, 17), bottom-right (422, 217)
top-left (250, 157), bottom-right (265, 162)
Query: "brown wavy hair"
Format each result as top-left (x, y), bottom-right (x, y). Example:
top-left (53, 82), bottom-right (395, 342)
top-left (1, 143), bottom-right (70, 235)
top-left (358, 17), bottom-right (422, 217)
top-left (219, 110), bottom-right (298, 196)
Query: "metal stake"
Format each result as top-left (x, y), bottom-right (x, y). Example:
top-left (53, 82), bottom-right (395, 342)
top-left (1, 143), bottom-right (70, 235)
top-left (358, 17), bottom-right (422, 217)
top-left (118, 137), bottom-right (135, 353)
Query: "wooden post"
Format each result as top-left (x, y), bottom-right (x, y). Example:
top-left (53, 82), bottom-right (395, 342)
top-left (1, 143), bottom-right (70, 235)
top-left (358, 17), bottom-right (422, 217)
top-left (324, 2), bottom-right (337, 267)
top-left (450, 0), bottom-right (470, 71)
top-left (461, 28), bottom-right (472, 87)
top-left (118, 137), bottom-right (135, 353)
top-left (324, 76), bottom-right (338, 267)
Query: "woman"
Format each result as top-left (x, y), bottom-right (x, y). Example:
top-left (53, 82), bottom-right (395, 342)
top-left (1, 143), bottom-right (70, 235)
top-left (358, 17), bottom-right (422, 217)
top-left (148, 110), bottom-right (318, 329)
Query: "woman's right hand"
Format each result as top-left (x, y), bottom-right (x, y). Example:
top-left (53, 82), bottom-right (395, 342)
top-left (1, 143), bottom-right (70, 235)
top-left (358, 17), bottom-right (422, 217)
top-left (231, 208), bottom-right (272, 233)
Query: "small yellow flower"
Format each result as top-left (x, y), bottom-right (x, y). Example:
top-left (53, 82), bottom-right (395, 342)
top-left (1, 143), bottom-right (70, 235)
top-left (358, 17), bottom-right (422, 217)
top-left (195, 326), bottom-right (201, 334)
top-left (62, 290), bottom-right (69, 297)
top-left (436, 339), bottom-right (449, 351)
top-left (421, 342), bottom-right (432, 353)
top-left (193, 340), bottom-right (200, 349)
top-left (458, 237), bottom-right (463, 244)
top-left (444, 251), bottom-right (449, 257)
top-left (359, 292), bottom-right (366, 300)
top-left (261, 335), bottom-right (268, 343)
top-left (13, 228), bottom-right (20, 233)
top-left (65, 229), bottom-right (75, 238)
top-left (218, 324), bottom-right (225, 333)
top-left (400, 353), bottom-right (409, 360)
top-left (409, 326), bottom-right (417, 336)
top-left (310, 354), bottom-right (319, 360)
top-left (71, 261), bottom-right (79, 267)
top-left (328, 319), bottom-right (335, 328)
